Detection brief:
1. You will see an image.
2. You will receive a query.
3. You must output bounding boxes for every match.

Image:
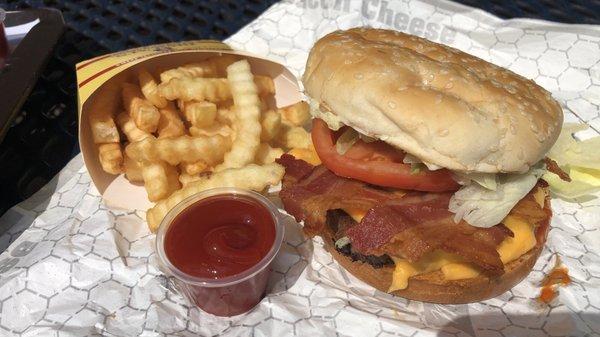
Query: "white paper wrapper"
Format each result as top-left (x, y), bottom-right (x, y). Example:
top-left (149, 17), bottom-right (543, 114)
top-left (1, 1), bottom-right (600, 336)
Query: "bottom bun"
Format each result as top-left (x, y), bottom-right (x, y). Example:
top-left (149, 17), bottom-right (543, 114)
top-left (322, 186), bottom-right (552, 304)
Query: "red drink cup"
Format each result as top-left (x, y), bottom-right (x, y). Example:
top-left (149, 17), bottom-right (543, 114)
top-left (155, 188), bottom-right (284, 316)
top-left (0, 9), bottom-right (7, 69)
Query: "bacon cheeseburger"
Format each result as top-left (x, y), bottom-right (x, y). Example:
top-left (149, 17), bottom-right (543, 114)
top-left (277, 28), bottom-right (569, 304)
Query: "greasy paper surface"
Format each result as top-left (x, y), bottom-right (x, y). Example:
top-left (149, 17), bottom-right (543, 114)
top-left (1, 0), bottom-right (600, 336)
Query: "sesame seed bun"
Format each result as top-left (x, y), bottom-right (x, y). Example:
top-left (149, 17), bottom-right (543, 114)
top-left (303, 28), bottom-right (563, 173)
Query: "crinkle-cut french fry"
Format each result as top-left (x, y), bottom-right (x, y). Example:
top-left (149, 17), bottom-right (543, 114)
top-left (260, 109), bottom-right (281, 142)
top-left (259, 97), bottom-right (269, 112)
top-left (157, 75), bottom-right (275, 102)
top-left (157, 103), bottom-right (185, 138)
top-left (179, 101), bottom-right (217, 127)
top-left (180, 160), bottom-right (208, 175)
top-left (141, 161), bottom-right (181, 202)
top-left (125, 135), bottom-right (231, 166)
top-left (138, 69), bottom-right (168, 108)
top-left (276, 124), bottom-right (312, 149)
top-left (98, 143), bottom-right (123, 175)
top-left (255, 143), bottom-right (284, 165)
top-left (216, 108), bottom-right (235, 126)
top-left (159, 77), bottom-right (230, 102)
top-left (146, 163), bottom-right (284, 232)
top-left (280, 101), bottom-right (310, 126)
top-left (189, 124), bottom-right (233, 138)
top-left (255, 76), bottom-right (275, 96)
top-left (178, 172), bottom-right (205, 186)
top-left (116, 112), bottom-right (152, 142)
top-left (218, 99), bottom-right (234, 110)
top-left (121, 83), bottom-right (161, 133)
top-left (159, 55), bottom-right (239, 83)
top-left (215, 60), bottom-right (262, 170)
top-left (124, 155), bottom-right (144, 182)
top-left (89, 109), bottom-right (120, 144)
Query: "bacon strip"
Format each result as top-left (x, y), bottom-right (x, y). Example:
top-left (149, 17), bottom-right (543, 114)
top-left (545, 157), bottom-right (571, 182)
top-left (277, 155), bottom-right (513, 275)
top-left (346, 195), bottom-right (511, 275)
top-left (278, 155), bottom-right (396, 236)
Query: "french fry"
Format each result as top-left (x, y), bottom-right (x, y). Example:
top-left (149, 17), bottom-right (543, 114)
top-left (216, 108), bottom-right (235, 126)
top-left (259, 97), bottom-right (269, 112)
top-left (179, 101), bottom-right (217, 127)
top-left (146, 163), bottom-right (284, 232)
top-left (218, 99), bottom-right (234, 110)
top-left (159, 55), bottom-right (239, 83)
top-left (89, 109), bottom-right (120, 144)
top-left (260, 109), bottom-right (281, 142)
top-left (287, 146), bottom-right (321, 166)
top-left (98, 143), bottom-right (123, 174)
top-left (189, 124), bottom-right (233, 138)
top-left (141, 161), bottom-right (181, 202)
top-left (180, 161), bottom-right (208, 175)
top-left (255, 143), bottom-right (284, 165)
top-left (280, 101), bottom-right (310, 126)
top-left (157, 76), bottom-right (275, 102)
top-left (215, 60), bottom-right (262, 170)
top-left (178, 172), bottom-right (204, 186)
top-left (125, 135), bottom-right (231, 166)
top-left (138, 69), bottom-right (168, 108)
top-left (276, 124), bottom-right (312, 149)
top-left (116, 112), bottom-right (152, 142)
top-left (157, 104), bottom-right (185, 138)
top-left (122, 83), bottom-right (161, 133)
top-left (124, 155), bottom-right (144, 182)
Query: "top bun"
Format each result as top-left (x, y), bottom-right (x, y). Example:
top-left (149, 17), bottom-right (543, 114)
top-left (303, 28), bottom-right (563, 173)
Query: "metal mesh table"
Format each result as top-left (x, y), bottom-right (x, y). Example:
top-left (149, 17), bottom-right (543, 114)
top-left (0, 0), bottom-right (598, 216)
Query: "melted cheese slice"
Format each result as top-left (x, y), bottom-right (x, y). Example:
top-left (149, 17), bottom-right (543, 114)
top-left (345, 208), bottom-right (368, 223)
top-left (388, 215), bottom-right (537, 292)
top-left (389, 251), bottom-right (475, 291)
top-left (341, 190), bottom-right (541, 292)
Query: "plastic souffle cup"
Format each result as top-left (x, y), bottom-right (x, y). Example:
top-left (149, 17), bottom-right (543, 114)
top-left (155, 187), bottom-right (285, 317)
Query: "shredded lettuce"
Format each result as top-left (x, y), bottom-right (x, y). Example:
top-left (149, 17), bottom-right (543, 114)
top-left (335, 236), bottom-right (351, 249)
top-left (402, 153), bottom-right (442, 171)
top-left (548, 123), bottom-right (600, 169)
top-left (307, 98), bottom-right (343, 130)
top-left (453, 171), bottom-right (498, 190)
top-left (543, 166), bottom-right (600, 199)
top-left (335, 128), bottom-right (359, 155)
top-left (410, 163), bottom-right (424, 175)
top-left (449, 163), bottom-right (545, 228)
top-left (545, 123), bottom-right (600, 199)
top-left (359, 133), bottom-right (377, 143)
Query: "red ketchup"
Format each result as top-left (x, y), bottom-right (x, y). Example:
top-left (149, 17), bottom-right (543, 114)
top-left (156, 188), bottom-right (283, 317)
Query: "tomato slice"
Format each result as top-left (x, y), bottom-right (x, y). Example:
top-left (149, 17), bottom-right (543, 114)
top-left (311, 119), bottom-right (460, 192)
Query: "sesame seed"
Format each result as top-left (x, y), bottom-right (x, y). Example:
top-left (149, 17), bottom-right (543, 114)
top-left (531, 123), bottom-right (539, 133)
